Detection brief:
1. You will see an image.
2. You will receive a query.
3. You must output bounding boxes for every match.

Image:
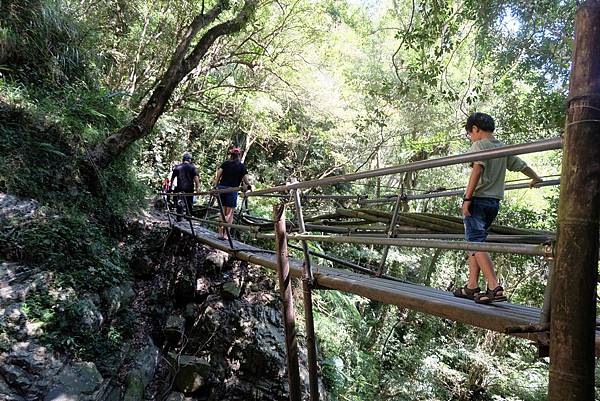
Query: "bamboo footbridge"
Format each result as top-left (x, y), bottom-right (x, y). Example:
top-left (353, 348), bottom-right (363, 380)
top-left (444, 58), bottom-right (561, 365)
top-left (162, 4), bottom-right (600, 397)
top-left (172, 220), bottom-right (593, 351)
top-left (161, 119), bottom-right (600, 400)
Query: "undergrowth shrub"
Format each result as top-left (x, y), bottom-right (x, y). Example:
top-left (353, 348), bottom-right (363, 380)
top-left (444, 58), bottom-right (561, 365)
top-left (0, 0), bottom-right (94, 87)
top-left (0, 209), bottom-right (127, 291)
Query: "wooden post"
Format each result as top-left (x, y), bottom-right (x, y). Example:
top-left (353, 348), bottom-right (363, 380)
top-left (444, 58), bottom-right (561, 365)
top-left (377, 185), bottom-right (405, 276)
top-left (538, 256), bottom-right (554, 357)
top-left (292, 188), bottom-right (320, 401)
top-left (163, 193), bottom-right (173, 226)
top-left (274, 204), bottom-right (302, 401)
top-left (549, 2), bottom-right (600, 400)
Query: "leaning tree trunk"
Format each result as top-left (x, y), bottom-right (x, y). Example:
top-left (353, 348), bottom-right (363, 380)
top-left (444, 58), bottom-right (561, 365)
top-left (84, 0), bottom-right (258, 175)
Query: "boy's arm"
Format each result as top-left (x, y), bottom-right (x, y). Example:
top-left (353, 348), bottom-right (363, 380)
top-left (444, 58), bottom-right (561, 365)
top-left (193, 176), bottom-right (200, 192)
top-left (462, 164), bottom-right (483, 217)
top-left (521, 166), bottom-right (543, 188)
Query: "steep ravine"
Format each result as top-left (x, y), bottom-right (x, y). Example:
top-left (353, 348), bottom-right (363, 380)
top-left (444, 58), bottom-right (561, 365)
top-left (0, 194), bottom-right (317, 400)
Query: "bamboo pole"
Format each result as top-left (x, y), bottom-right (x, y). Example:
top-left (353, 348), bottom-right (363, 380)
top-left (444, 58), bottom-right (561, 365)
top-left (288, 243), bottom-right (378, 277)
top-left (287, 234), bottom-right (548, 256)
top-left (247, 138), bottom-right (562, 196)
top-left (378, 188), bottom-right (405, 276)
top-left (335, 208), bottom-right (390, 223)
top-left (291, 188), bottom-right (320, 401)
top-left (549, 2), bottom-right (600, 400)
top-left (360, 179), bottom-right (561, 204)
top-left (274, 204), bottom-right (302, 401)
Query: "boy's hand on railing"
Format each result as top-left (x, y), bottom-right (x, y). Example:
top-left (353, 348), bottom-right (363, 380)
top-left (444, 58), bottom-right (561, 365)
top-left (529, 177), bottom-right (543, 188)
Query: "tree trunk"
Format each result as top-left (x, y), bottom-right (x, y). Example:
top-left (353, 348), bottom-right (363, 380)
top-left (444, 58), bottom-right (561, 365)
top-left (549, 1), bottom-right (600, 400)
top-left (84, 0), bottom-right (258, 174)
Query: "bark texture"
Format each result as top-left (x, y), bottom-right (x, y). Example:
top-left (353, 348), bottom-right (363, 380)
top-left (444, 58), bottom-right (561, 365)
top-left (549, 1), bottom-right (600, 400)
top-left (85, 0), bottom-right (258, 172)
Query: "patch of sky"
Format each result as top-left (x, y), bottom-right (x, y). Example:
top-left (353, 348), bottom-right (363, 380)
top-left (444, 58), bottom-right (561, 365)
top-left (499, 7), bottom-right (521, 36)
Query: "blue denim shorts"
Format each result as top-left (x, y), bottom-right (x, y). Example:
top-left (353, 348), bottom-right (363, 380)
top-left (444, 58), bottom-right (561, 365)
top-left (217, 185), bottom-right (238, 208)
top-left (464, 197), bottom-right (500, 243)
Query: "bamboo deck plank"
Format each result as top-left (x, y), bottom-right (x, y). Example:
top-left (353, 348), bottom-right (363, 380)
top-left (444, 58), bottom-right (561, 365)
top-left (172, 221), bottom-right (600, 352)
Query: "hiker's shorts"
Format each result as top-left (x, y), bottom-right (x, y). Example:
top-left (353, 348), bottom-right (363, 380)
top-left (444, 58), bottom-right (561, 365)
top-left (217, 185), bottom-right (238, 208)
top-left (464, 197), bottom-right (500, 243)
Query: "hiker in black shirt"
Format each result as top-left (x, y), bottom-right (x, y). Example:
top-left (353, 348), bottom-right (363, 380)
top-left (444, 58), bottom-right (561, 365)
top-left (171, 153), bottom-right (200, 221)
top-left (212, 147), bottom-right (251, 240)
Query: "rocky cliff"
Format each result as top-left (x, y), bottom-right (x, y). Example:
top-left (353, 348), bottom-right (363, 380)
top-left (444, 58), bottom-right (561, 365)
top-left (0, 194), bottom-right (317, 400)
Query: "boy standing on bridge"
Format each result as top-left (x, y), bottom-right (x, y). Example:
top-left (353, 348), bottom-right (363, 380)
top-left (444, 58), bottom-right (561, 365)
top-left (454, 112), bottom-right (542, 304)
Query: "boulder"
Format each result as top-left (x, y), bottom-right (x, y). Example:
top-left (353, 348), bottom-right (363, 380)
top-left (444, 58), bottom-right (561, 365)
top-left (168, 353), bottom-right (210, 394)
top-left (0, 268), bottom-right (50, 303)
top-left (0, 375), bottom-right (26, 401)
top-left (0, 193), bottom-right (38, 219)
top-left (102, 283), bottom-right (135, 318)
top-left (164, 314), bottom-right (186, 344)
top-left (66, 298), bottom-right (103, 333)
top-left (195, 277), bottom-right (211, 299)
top-left (203, 251), bottom-right (229, 273)
top-left (166, 392), bottom-right (186, 401)
top-left (0, 341), bottom-right (64, 399)
top-left (174, 264), bottom-right (195, 304)
top-left (130, 255), bottom-right (154, 278)
top-left (133, 340), bottom-right (160, 385)
top-left (45, 362), bottom-right (103, 400)
top-left (221, 281), bottom-right (241, 300)
top-left (122, 369), bottom-right (144, 401)
top-left (184, 303), bottom-right (199, 322)
top-left (1, 303), bottom-right (26, 340)
top-left (122, 339), bottom-right (159, 400)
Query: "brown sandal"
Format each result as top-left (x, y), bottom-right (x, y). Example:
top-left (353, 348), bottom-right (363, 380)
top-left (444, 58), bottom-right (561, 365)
top-left (475, 286), bottom-right (507, 304)
top-left (453, 285), bottom-right (481, 300)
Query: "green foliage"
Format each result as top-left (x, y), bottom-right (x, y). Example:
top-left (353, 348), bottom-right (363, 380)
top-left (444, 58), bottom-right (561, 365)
top-left (0, 209), bottom-right (127, 292)
top-left (315, 290), bottom-right (549, 401)
top-left (0, 0), bottom-right (94, 86)
top-left (0, 0), bottom-right (579, 398)
top-left (21, 288), bottom-right (133, 367)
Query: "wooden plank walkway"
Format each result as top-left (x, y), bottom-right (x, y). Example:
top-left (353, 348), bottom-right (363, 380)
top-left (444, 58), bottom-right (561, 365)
top-left (172, 220), bottom-right (600, 352)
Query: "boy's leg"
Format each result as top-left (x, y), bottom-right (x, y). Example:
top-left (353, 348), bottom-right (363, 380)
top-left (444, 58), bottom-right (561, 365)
top-left (473, 251), bottom-right (499, 290)
top-left (477, 199), bottom-right (501, 291)
top-left (467, 254), bottom-right (481, 289)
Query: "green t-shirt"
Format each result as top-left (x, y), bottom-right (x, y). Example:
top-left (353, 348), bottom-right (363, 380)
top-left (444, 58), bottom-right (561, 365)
top-left (468, 138), bottom-right (527, 199)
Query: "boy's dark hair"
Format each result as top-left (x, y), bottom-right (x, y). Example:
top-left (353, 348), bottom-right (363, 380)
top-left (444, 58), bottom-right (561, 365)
top-left (465, 112), bottom-right (495, 133)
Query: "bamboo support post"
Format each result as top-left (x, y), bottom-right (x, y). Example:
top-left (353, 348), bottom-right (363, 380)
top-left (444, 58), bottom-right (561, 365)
top-left (377, 186), bottom-right (405, 276)
top-left (291, 186), bottom-right (319, 401)
top-left (549, 2), bottom-right (600, 399)
top-left (163, 193), bottom-right (173, 226)
top-left (540, 257), bottom-right (555, 325)
top-left (274, 204), bottom-right (302, 401)
top-left (292, 187), bottom-right (313, 281)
